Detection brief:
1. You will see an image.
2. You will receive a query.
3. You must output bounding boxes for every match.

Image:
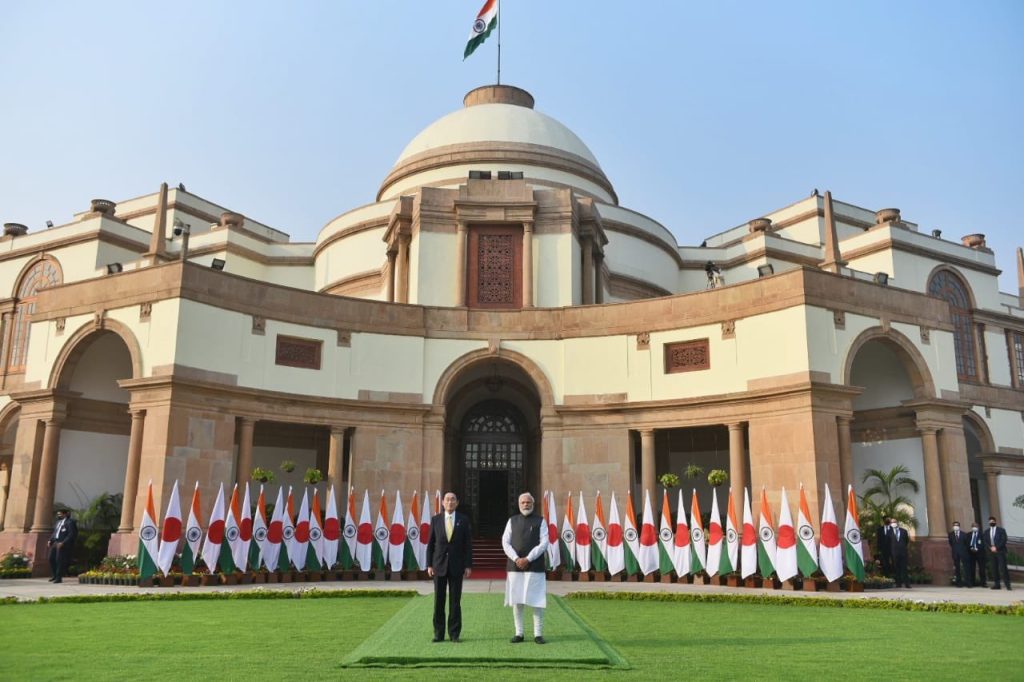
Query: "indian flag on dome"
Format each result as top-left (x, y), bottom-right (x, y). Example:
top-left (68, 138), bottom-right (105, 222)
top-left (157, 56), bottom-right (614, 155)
top-left (796, 484), bottom-right (819, 577)
top-left (464, 0), bottom-right (498, 59)
top-left (137, 481), bottom-right (159, 581)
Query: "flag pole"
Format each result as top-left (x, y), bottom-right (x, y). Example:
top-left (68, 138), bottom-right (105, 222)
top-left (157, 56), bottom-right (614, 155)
top-left (496, 0), bottom-right (501, 85)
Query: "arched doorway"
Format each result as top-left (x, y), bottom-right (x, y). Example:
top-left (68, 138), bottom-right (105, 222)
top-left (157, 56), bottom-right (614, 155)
top-left (441, 356), bottom-right (543, 538)
top-left (963, 415), bottom-right (994, 524)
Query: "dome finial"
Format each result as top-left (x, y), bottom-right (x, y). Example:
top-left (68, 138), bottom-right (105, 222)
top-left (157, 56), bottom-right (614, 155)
top-left (464, 84), bottom-right (534, 109)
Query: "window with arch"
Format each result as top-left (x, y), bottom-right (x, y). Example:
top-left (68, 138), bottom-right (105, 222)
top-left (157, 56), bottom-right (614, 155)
top-left (6, 259), bottom-right (62, 372)
top-left (927, 269), bottom-right (977, 382)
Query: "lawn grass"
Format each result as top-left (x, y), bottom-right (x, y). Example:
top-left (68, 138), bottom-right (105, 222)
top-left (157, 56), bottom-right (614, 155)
top-left (2, 593), bottom-right (1022, 680)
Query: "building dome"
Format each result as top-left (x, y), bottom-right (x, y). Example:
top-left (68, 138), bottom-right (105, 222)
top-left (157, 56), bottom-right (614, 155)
top-left (378, 85), bottom-right (617, 204)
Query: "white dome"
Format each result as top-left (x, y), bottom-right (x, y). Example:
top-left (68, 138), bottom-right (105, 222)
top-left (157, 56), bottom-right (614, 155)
top-left (395, 102), bottom-right (601, 168)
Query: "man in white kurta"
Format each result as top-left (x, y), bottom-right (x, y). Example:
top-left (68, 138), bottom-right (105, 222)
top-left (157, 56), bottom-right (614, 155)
top-left (502, 492), bottom-right (549, 644)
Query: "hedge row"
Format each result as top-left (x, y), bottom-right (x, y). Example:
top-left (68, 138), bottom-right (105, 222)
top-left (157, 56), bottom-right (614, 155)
top-left (0, 588), bottom-right (417, 606)
top-left (565, 590), bottom-right (1024, 616)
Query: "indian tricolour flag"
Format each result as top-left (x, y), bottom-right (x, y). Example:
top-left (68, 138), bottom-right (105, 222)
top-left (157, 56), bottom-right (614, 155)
top-left (264, 486), bottom-right (285, 572)
top-left (543, 491), bottom-right (560, 570)
top-left (355, 489), bottom-right (373, 572)
top-left (591, 492), bottom-right (608, 573)
top-left (372, 490), bottom-right (388, 571)
top-left (181, 482), bottom-right (202, 575)
top-left (221, 484), bottom-right (240, 574)
top-left (201, 483), bottom-right (225, 574)
top-left (560, 492), bottom-right (576, 571)
top-left (306, 490), bottom-right (325, 571)
top-left (637, 489), bottom-right (660, 576)
top-left (281, 487), bottom-right (296, 570)
top-left (670, 489), bottom-right (690, 577)
top-left (575, 493), bottom-right (592, 573)
top-left (417, 490), bottom-right (432, 570)
top-left (405, 491), bottom-right (423, 571)
top-left (818, 483), bottom-right (843, 582)
top-left (323, 485), bottom-right (341, 570)
top-left (341, 487), bottom-right (357, 570)
top-left (605, 492), bottom-right (625, 576)
top-left (245, 483), bottom-right (261, 571)
top-left (388, 490), bottom-right (407, 573)
top-left (705, 487), bottom-right (724, 577)
top-left (464, 0), bottom-right (498, 59)
top-left (156, 479), bottom-right (181, 577)
top-left (657, 490), bottom-right (674, 576)
top-left (137, 481), bottom-right (159, 581)
top-left (775, 487), bottom-right (798, 582)
top-left (757, 488), bottom-right (777, 579)
top-left (623, 491), bottom-right (642, 577)
top-left (689, 489), bottom-right (707, 574)
top-left (251, 485), bottom-right (269, 571)
top-left (844, 484), bottom-right (865, 581)
top-left (797, 484), bottom-right (819, 578)
top-left (723, 488), bottom-right (738, 575)
top-left (740, 487), bottom-right (757, 579)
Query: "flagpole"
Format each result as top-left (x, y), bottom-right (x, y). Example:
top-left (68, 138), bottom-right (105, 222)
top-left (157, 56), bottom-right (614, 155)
top-left (496, 0), bottom-right (501, 85)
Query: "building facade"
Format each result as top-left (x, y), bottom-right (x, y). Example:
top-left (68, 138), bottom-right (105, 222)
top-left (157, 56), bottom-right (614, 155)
top-left (0, 85), bottom-right (1021, 574)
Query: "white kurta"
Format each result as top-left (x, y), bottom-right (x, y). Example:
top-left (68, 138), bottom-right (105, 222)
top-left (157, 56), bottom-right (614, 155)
top-left (502, 516), bottom-right (549, 608)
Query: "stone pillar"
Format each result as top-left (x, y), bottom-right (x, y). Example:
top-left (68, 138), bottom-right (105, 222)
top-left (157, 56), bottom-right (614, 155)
top-left (522, 221), bottom-right (534, 308)
top-left (386, 250), bottom-right (397, 303)
top-left (455, 221), bottom-right (468, 306)
top-left (594, 252), bottom-right (604, 304)
top-left (237, 417), bottom-right (256, 487)
top-left (328, 427), bottom-right (346, 496)
top-left (728, 422), bottom-right (747, 501)
top-left (117, 409), bottom-right (146, 532)
top-left (29, 418), bottom-right (64, 532)
top-left (918, 427), bottom-right (946, 536)
top-left (582, 236), bottom-right (594, 305)
top-left (937, 425), bottom-right (973, 530)
top-left (837, 416), bottom-right (853, 492)
top-left (640, 429), bottom-right (656, 499)
top-left (396, 235), bottom-right (410, 304)
top-left (0, 463), bottom-right (9, 531)
top-left (985, 470), bottom-right (1001, 520)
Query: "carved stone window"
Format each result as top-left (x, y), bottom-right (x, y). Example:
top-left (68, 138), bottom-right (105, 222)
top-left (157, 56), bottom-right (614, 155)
top-left (927, 269), bottom-right (976, 381)
top-left (275, 335), bottom-right (322, 370)
top-left (664, 338), bottom-right (710, 374)
top-left (466, 225), bottom-right (522, 309)
top-left (8, 258), bottom-right (62, 372)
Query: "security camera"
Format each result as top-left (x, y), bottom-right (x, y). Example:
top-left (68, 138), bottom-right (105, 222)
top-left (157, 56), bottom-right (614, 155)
top-left (173, 226), bottom-right (183, 236)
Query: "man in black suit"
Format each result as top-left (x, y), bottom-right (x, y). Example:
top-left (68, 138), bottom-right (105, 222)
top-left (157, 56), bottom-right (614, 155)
top-left (966, 521), bottom-right (987, 587)
top-left (984, 516), bottom-right (1011, 591)
top-left (426, 491), bottom-right (473, 642)
top-left (47, 506), bottom-right (78, 583)
top-left (947, 521), bottom-right (969, 587)
top-left (875, 517), bottom-right (893, 577)
top-left (889, 519), bottom-right (910, 588)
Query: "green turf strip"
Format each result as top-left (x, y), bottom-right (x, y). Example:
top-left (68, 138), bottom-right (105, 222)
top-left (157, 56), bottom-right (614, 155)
top-left (341, 594), bottom-right (629, 669)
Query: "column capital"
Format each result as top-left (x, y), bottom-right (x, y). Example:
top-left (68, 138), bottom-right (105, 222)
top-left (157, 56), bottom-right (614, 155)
top-left (639, 428), bottom-right (656, 438)
top-left (916, 423), bottom-right (940, 436)
top-left (239, 416), bottom-right (258, 426)
top-left (330, 425), bottom-right (348, 437)
top-left (727, 421), bottom-right (746, 432)
top-left (523, 220), bottom-right (534, 232)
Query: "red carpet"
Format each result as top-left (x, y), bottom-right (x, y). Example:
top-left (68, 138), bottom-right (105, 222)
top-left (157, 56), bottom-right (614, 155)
top-left (470, 568), bottom-right (507, 580)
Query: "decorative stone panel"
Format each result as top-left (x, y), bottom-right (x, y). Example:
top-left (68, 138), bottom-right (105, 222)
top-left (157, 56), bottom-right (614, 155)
top-left (336, 329), bottom-right (351, 347)
top-left (139, 302), bottom-right (153, 321)
top-left (664, 338), bottom-right (710, 374)
top-left (275, 335), bottom-right (322, 370)
top-left (721, 320), bottom-right (735, 340)
top-left (636, 332), bottom-right (650, 350)
top-left (920, 327), bottom-right (931, 345)
top-left (833, 310), bottom-right (846, 330)
top-left (252, 315), bottom-right (266, 335)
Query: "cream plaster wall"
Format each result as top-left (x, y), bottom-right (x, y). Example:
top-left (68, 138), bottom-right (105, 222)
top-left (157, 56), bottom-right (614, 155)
top-left (595, 204), bottom-right (677, 247)
top-left (603, 230), bottom-right (677, 294)
top-left (534, 233), bottom-right (573, 308)
top-left (976, 407), bottom-right (1024, 452)
top-left (563, 336), bottom-right (629, 396)
top-left (54, 430), bottom-right (129, 511)
top-left (382, 165), bottom-right (614, 204)
top-left (852, 438), bottom-right (930, 536)
top-left (316, 201), bottom-right (394, 246)
top-left (315, 226), bottom-right (387, 291)
top-left (413, 231), bottom-right (456, 306)
top-left (997, 474), bottom-right (1024, 536)
top-left (774, 216), bottom-right (822, 246)
top-left (983, 328), bottom-right (1013, 386)
top-left (349, 333), bottom-right (425, 396)
top-left (889, 251), bottom-right (1002, 311)
top-left (500, 340), bottom-right (565, 403)
top-left (423, 339), bottom-right (489, 402)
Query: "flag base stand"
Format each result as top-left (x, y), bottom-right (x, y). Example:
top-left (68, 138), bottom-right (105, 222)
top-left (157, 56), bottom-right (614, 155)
top-left (560, 570), bottom-right (576, 582)
top-left (221, 573), bottom-right (240, 586)
top-left (356, 571), bottom-right (369, 581)
top-left (577, 571), bottom-right (592, 582)
top-left (278, 571), bottom-right (293, 583)
top-left (138, 577), bottom-right (155, 587)
top-left (306, 571), bottom-right (322, 582)
top-left (802, 579), bottom-right (819, 592)
top-left (675, 574), bottom-right (692, 585)
top-left (323, 570), bottom-right (338, 581)
top-left (239, 572), bottom-right (253, 585)
top-left (181, 575), bottom-right (200, 587)
top-left (591, 571), bottom-right (607, 581)
top-left (726, 575), bottom-right (742, 587)
top-left (625, 574), bottom-right (639, 583)
top-left (659, 573), bottom-right (674, 584)
top-left (780, 579), bottom-right (798, 591)
top-left (845, 581), bottom-right (864, 592)
top-left (693, 574), bottom-right (710, 585)
top-left (642, 574), bottom-right (656, 583)
top-left (763, 577), bottom-right (782, 589)
top-left (292, 571), bottom-right (307, 583)
top-left (743, 576), bottom-right (762, 588)
top-left (251, 572), bottom-right (266, 584)
top-left (157, 576), bottom-right (175, 587)
top-left (389, 571), bottom-right (403, 582)
top-left (264, 572), bottom-right (278, 584)
top-left (825, 581), bottom-right (841, 592)
top-left (200, 574), bottom-right (219, 586)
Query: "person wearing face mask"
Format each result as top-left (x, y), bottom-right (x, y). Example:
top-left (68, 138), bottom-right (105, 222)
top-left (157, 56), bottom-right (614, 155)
top-left (889, 519), bottom-right (910, 588)
top-left (502, 492), bottom-right (549, 644)
top-left (983, 516), bottom-right (1011, 591)
top-left (947, 521), bottom-right (969, 587)
top-left (967, 521), bottom-right (987, 587)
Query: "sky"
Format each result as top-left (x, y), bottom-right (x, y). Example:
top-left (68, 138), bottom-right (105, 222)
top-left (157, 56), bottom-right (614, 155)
top-left (1, 1), bottom-right (1021, 290)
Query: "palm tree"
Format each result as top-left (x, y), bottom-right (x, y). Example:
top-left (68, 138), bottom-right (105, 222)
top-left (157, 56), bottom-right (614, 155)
top-left (859, 466), bottom-right (920, 552)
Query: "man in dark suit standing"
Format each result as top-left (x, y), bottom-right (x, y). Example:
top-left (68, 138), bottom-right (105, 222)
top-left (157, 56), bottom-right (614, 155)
top-left (875, 517), bottom-right (893, 577)
top-left (426, 491), bottom-right (473, 642)
top-left (967, 521), bottom-right (987, 587)
top-left (889, 519), bottom-right (910, 588)
top-left (984, 516), bottom-right (1011, 591)
top-left (47, 506), bottom-right (78, 584)
top-left (947, 521), bottom-right (969, 587)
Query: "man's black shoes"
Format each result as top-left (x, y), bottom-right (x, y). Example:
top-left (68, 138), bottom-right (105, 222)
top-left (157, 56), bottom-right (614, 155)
top-left (451, 637), bottom-right (462, 643)
top-left (534, 636), bottom-right (546, 645)
top-left (510, 635), bottom-right (524, 643)
top-left (432, 637), bottom-right (444, 643)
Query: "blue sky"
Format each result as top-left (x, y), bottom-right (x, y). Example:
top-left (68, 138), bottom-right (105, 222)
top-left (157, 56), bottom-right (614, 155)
top-left (1, 1), bottom-right (1021, 290)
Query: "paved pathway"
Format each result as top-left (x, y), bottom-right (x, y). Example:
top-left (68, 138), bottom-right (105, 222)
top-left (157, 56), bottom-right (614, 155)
top-left (2, 576), bottom-right (1018, 606)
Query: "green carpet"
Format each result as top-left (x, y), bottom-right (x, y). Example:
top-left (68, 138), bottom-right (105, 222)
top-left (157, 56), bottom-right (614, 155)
top-left (341, 594), bottom-right (629, 670)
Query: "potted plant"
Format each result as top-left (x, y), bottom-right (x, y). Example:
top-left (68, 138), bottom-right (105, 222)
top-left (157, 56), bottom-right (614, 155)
top-left (251, 466), bottom-right (275, 484)
top-left (707, 469), bottom-right (728, 487)
top-left (659, 472), bottom-right (680, 489)
top-left (280, 460), bottom-right (296, 474)
top-left (684, 464), bottom-right (705, 481)
top-left (303, 468), bottom-right (323, 485)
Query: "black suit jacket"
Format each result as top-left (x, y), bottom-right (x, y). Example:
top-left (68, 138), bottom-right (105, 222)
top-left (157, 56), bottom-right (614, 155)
top-left (426, 512), bottom-right (473, 576)
top-left (890, 528), bottom-right (910, 558)
top-left (967, 529), bottom-right (985, 553)
top-left (948, 530), bottom-right (969, 557)
top-left (49, 517), bottom-right (78, 548)
top-left (984, 526), bottom-right (1008, 553)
